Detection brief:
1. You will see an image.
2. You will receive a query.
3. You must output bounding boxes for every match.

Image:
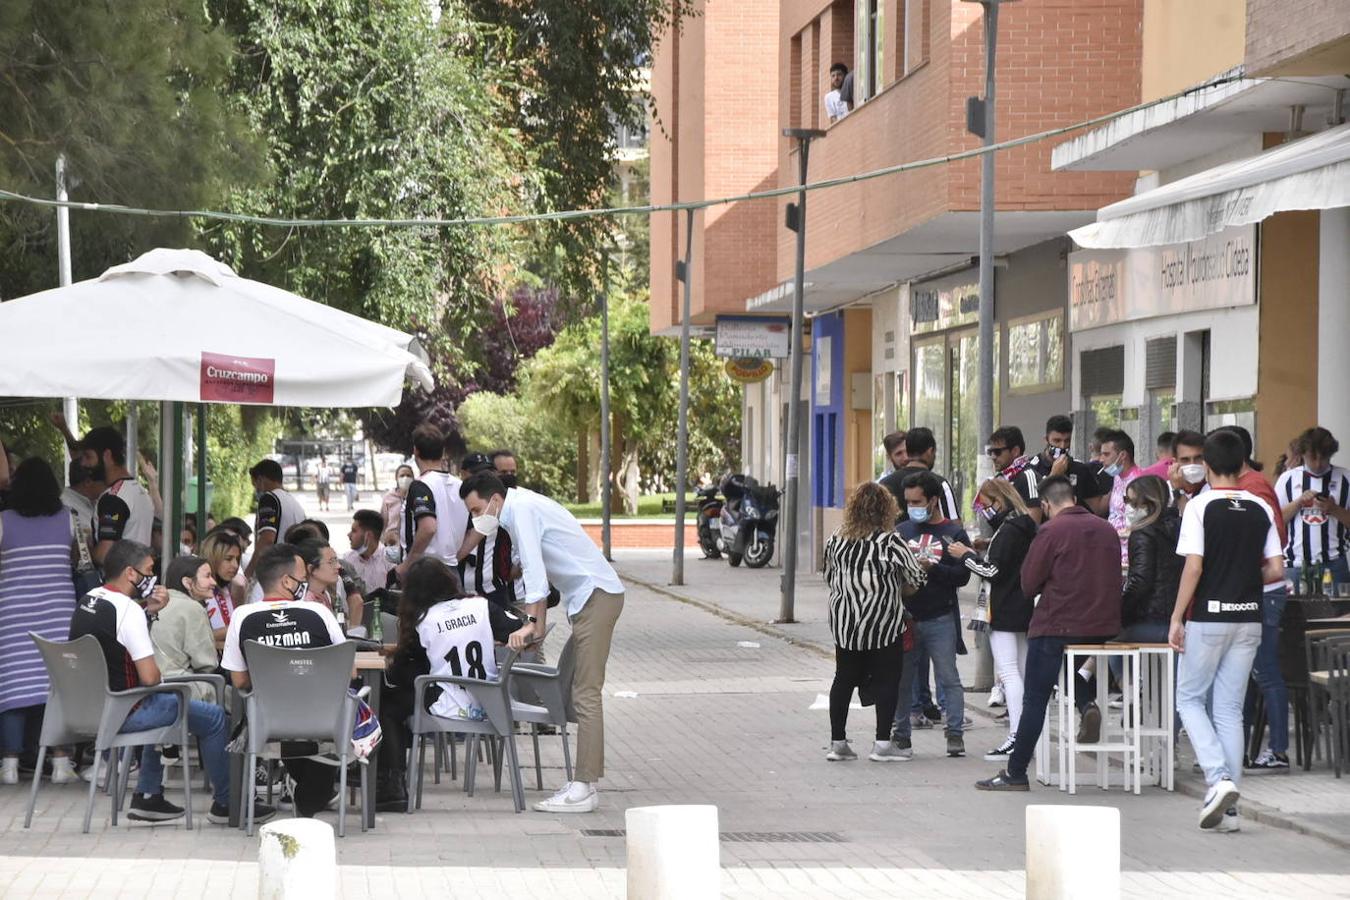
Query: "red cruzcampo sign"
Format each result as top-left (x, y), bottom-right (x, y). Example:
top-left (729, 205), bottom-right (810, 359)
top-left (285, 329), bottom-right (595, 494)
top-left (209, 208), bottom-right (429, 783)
top-left (200, 352), bottom-right (276, 404)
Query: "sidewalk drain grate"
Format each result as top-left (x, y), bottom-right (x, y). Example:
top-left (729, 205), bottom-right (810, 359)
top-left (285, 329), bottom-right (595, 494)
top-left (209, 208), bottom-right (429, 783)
top-left (580, 830), bottom-right (844, 844)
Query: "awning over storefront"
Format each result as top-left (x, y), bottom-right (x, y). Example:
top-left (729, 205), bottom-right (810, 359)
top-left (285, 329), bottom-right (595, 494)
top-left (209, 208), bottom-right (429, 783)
top-left (1069, 122), bottom-right (1350, 249)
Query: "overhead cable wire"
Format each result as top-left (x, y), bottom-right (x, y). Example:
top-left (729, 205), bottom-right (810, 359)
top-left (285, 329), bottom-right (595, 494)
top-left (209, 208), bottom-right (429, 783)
top-left (0, 75), bottom-right (1245, 230)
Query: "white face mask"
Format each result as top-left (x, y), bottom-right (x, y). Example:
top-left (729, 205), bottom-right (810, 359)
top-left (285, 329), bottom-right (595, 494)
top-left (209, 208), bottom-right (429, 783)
top-left (396, 475), bottom-right (413, 492)
top-left (1180, 464), bottom-right (1206, 485)
top-left (1125, 505), bottom-right (1148, 526)
top-left (383, 544), bottom-right (402, 564)
top-left (472, 497), bottom-right (502, 538)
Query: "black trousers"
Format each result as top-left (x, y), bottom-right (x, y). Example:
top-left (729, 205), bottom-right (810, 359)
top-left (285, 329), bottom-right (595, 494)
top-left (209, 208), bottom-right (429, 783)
top-left (282, 756), bottom-right (338, 817)
top-left (830, 641), bottom-right (904, 742)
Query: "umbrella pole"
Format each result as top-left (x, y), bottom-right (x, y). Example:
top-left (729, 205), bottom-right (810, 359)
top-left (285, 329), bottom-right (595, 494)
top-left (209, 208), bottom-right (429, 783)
top-left (158, 402), bottom-right (175, 566)
top-left (196, 405), bottom-right (208, 526)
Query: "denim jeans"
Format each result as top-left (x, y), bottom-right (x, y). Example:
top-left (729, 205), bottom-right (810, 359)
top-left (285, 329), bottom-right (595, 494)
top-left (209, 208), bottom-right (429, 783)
top-left (1248, 587), bottom-right (1289, 754)
top-left (1005, 635), bottom-right (1107, 781)
top-left (1177, 621), bottom-right (1261, 787)
top-left (119, 693), bottom-right (230, 806)
top-left (0, 705), bottom-right (39, 755)
top-left (893, 613), bottom-right (963, 738)
top-left (1108, 621), bottom-right (1170, 683)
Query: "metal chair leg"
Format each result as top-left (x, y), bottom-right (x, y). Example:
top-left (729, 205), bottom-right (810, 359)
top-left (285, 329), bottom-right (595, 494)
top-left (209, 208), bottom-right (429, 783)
top-left (337, 756), bottom-right (348, 838)
top-left (449, 734), bottom-right (457, 781)
top-left (24, 746), bottom-right (47, 829)
top-left (181, 720), bottom-right (194, 831)
top-left (433, 734), bottom-right (442, 785)
top-left (465, 736), bottom-right (478, 797)
top-left (117, 747), bottom-right (135, 813)
top-left (561, 726), bottom-right (573, 782)
top-left (407, 734), bottom-right (421, 815)
top-left (82, 747), bottom-right (103, 834)
top-left (416, 732), bottom-right (428, 810)
top-left (505, 733), bottom-right (525, 813)
top-left (491, 737), bottom-right (503, 793)
top-left (531, 726), bottom-right (543, 791)
top-left (360, 760), bottom-right (369, 832)
top-left (245, 752), bottom-right (256, 837)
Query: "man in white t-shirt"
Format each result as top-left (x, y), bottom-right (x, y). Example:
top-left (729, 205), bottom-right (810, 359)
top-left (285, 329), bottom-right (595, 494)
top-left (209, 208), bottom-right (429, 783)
top-left (396, 425), bottom-right (469, 583)
top-left (1170, 431), bottom-right (1284, 833)
top-left (244, 458), bottom-right (305, 581)
top-left (315, 457), bottom-right (333, 511)
top-left (222, 543), bottom-right (346, 818)
top-left (825, 62), bottom-right (850, 122)
top-left (81, 426), bottom-right (155, 568)
top-left (69, 539), bottom-right (271, 825)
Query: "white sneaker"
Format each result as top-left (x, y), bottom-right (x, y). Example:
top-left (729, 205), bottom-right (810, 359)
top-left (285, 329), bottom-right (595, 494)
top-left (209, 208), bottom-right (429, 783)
top-left (1, 758), bottom-right (18, 785)
top-left (534, 781), bottom-right (598, 814)
top-left (49, 757), bottom-right (78, 784)
top-left (988, 685), bottom-right (1006, 708)
top-left (1210, 810), bottom-right (1241, 834)
top-left (1199, 778), bottom-right (1240, 829)
top-left (868, 741), bottom-right (910, 762)
top-left (80, 761), bottom-right (106, 788)
top-left (825, 740), bottom-right (858, 761)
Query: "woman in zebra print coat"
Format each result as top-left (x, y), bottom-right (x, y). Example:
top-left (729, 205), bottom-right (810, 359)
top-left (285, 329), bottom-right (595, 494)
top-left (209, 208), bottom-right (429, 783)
top-left (822, 482), bottom-right (927, 762)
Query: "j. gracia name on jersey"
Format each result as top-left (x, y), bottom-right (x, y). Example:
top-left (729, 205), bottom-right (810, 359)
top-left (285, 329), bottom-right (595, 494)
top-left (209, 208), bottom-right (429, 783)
top-left (434, 613), bottom-right (478, 632)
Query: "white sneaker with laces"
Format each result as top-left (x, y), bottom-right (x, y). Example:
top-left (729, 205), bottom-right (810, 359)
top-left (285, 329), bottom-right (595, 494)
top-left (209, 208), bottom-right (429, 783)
top-left (825, 740), bottom-right (858, 761)
top-left (1211, 810), bottom-right (1241, 833)
top-left (49, 757), bottom-right (78, 784)
top-left (534, 781), bottom-right (598, 813)
top-left (1199, 778), bottom-right (1239, 829)
top-left (988, 685), bottom-right (1006, 708)
top-left (868, 741), bottom-right (910, 762)
top-left (1, 758), bottom-right (18, 785)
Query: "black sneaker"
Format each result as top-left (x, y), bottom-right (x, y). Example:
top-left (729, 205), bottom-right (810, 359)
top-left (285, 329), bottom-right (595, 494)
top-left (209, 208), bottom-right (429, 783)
top-left (975, 769), bottom-right (1030, 792)
top-left (946, 732), bottom-right (966, 757)
top-left (1247, 749), bottom-right (1290, 772)
top-left (1076, 703), bottom-right (1102, 743)
top-left (922, 703), bottom-right (943, 723)
top-left (128, 793), bottom-right (185, 822)
top-left (209, 800), bottom-right (275, 825)
top-left (888, 733), bottom-right (912, 751)
top-left (983, 735), bottom-right (1016, 761)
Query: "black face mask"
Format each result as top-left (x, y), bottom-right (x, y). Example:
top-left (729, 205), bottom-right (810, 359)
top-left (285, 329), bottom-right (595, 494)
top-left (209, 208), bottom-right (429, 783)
top-left (88, 459), bottom-right (107, 483)
top-left (498, 473), bottom-right (518, 490)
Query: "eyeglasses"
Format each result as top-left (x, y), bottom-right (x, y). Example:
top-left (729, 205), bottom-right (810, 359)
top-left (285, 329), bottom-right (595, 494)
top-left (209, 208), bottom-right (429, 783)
top-left (985, 447), bottom-right (1008, 457)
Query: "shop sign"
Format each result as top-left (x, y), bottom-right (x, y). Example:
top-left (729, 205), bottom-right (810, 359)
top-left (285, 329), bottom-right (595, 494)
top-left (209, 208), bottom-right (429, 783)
top-left (910, 269), bottom-right (980, 335)
top-left (1068, 225), bottom-right (1255, 332)
top-left (714, 315), bottom-right (792, 359)
top-left (724, 358), bottom-right (774, 384)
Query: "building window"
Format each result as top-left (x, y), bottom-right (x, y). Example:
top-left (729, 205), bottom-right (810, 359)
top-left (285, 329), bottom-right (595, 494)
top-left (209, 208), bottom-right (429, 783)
top-left (790, 35), bottom-right (803, 128)
top-left (855, 0), bottom-right (884, 102)
top-left (902, 0), bottom-right (929, 74)
top-left (1006, 311), bottom-right (1064, 394)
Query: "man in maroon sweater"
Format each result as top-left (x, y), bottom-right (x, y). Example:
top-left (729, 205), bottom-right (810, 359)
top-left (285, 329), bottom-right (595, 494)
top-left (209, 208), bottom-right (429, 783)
top-left (976, 475), bottom-right (1123, 790)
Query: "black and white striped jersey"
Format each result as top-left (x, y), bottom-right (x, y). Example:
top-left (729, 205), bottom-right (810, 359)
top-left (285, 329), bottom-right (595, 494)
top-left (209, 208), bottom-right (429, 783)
top-left (1275, 465), bottom-right (1349, 566)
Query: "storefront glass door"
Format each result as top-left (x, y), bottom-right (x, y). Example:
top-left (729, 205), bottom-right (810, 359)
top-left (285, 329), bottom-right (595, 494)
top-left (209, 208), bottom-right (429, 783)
top-left (911, 329), bottom-right (998, 520)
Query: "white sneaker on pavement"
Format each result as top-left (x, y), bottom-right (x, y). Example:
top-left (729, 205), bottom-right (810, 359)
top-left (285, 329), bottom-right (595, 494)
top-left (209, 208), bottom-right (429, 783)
top-left (49, 757), bottom-right (78, 784)
top-left (988, 685), bottom-right (1006, 708)
top-left (1, 758), bottom-right (18, 785)
top-left (868, 741), bottom-right (910, 762)
top-left (1199, 778), bottom-right (1239, 829)
top-left (534, 781), bottom-right (598, 814)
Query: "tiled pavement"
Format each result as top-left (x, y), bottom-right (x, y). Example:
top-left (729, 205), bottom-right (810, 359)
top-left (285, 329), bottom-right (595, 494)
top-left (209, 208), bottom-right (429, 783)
top-left (2, 546), bottom-right (1347, 897)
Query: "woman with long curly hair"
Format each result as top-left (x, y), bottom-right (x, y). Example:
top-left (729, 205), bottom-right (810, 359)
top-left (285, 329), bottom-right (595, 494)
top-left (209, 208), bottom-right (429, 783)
top-left (821, 481), bottom-right (927, 762)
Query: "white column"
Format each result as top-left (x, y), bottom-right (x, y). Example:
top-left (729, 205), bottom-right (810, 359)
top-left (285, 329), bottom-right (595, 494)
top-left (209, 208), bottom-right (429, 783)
top-left (257, 819), bottom-right (337, 899)
top-left (1319, 207), bottom-right (1350, 466)
top-left (1025, 805), bottom-right (1120, 900)
top-left (626, 805), bottom-right (720, 899)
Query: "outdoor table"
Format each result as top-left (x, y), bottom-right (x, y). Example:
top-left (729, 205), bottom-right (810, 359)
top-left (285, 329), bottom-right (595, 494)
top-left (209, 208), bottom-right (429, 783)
top-left (355, 651), bottom-right (389, 830)
top-left (1261, 595), bottom-right (1350, 766)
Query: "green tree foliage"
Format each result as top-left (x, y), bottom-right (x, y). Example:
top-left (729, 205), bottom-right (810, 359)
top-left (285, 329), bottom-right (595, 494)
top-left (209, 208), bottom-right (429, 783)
top-left (457, 390), bottom-right (576, 500)
top-left (202, 0), bottom-right (532, 361)
top-left (459, 0), bottom-right (692, 301)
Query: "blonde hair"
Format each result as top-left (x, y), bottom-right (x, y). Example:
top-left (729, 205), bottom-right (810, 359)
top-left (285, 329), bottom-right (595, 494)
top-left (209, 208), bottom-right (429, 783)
top-left (978, 477), bottom-right (1028, 516)
top-left (200, 530), bottom-right (242, 578)
top-left (839, 482), bottom-right (900, 540)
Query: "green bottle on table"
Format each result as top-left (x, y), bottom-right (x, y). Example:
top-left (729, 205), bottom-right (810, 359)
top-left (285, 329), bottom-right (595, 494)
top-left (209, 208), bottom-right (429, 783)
top-left (370, 605), bottom-right (383, 643)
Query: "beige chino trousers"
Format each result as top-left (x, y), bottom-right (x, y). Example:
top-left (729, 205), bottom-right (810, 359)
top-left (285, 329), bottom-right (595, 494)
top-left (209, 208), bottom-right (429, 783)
top-left (569, 588), bottom-right (624, 783)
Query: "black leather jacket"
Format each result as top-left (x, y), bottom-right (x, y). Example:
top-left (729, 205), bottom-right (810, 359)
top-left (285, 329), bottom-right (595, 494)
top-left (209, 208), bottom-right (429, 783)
top-left (1121, 507), bottom-right (1182, 626)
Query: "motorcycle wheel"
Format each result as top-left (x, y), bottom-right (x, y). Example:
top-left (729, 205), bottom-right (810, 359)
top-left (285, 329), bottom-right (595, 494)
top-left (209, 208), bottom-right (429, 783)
top-left (727, 551), bottom-right (743, 567)
top-left (701, 541), bottom-right (722, 560)
top-left (744, 539), bottom-right (773, 568)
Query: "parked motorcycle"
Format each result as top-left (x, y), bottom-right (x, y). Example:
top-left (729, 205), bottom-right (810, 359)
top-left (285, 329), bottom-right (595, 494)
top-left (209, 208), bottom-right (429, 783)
top-left (695, 483), bottom-right (724, 559)
top-left (718, 474), bottom-right (780, 568)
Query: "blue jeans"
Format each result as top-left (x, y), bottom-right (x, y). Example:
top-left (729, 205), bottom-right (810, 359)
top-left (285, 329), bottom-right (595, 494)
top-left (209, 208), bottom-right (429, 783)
top-left (119, 693), bottom-right (230, 806)
top-left (1177, 621), bottom-right (1261, 787)
top-left (1248, 588), bottom-right (1289, 754)
top-left (1108, 621), bottom-right (1170, 683)
top-left (1006, 635), bottom-right (1106, 781)
top-left (893, 614), bottom-right (964, 739)
top-left (0, 705), bottom-right (39, 755)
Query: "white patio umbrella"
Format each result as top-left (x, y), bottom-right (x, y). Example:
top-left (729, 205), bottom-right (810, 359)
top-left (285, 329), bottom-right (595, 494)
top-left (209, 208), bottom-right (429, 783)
top-left (0, 247), bottom-right (433, 406)
top-left (0, 247), bottom-right (435, 563)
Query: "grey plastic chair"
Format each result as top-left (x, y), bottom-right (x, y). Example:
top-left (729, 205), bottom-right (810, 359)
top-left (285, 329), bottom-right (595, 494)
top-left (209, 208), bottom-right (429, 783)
top-left (25, 634), bottom-right (196, 833)
top-left (511, 635), bottom-right (577, 786)
top-left (238, 640), bottom-right (365, 837)
top-left (408, 648), bottom-right (527, 813)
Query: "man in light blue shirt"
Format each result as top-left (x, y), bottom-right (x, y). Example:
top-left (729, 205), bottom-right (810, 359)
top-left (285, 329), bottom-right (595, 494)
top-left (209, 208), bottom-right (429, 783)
top-left (460, 471), bottom-right (624, 814)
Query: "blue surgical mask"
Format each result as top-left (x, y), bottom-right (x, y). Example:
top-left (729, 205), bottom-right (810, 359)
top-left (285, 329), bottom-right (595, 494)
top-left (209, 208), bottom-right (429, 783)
top-left (907, 506), bottom-right (931, 524)
top-left (1104, 462), bottom-right (1123, 478)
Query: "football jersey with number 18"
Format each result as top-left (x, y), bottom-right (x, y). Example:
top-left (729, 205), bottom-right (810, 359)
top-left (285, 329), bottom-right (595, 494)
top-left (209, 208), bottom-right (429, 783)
top-left (416, 596), bottom-right (523, 720)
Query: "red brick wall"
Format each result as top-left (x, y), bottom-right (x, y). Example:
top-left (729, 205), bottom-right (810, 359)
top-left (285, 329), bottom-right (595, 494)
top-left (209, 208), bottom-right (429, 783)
top-left (579, 522), bottom-right (699, 549)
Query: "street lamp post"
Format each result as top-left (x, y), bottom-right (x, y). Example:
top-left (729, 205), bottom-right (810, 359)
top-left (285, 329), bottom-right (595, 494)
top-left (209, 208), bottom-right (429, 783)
top-left (672, 207), bottom-right (696, 586)
top-left (599, 247), bottom-right (613, 561)
top-left (778, 127), bottom-right (826, 624)
top-left (963, 0), bottom-right (1016, 478)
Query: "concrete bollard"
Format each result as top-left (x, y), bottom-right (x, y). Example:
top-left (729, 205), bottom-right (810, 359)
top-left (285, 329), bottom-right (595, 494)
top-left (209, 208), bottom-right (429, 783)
top-left (1025, 805), bottom-right (1120, 900)
top-left (258, 818), bottom-right (337, 899)
top-left (626, 805), bottom-right (720, 900)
